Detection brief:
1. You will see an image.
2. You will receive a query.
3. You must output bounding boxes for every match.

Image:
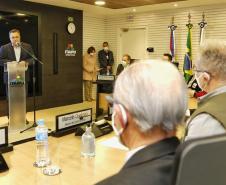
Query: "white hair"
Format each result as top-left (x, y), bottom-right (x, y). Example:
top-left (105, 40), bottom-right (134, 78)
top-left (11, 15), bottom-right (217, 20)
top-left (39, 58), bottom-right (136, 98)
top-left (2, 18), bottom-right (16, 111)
top-left (197, 39), bottom-right (226, 80)
top-left (113, 60), bottom-right (187, 132)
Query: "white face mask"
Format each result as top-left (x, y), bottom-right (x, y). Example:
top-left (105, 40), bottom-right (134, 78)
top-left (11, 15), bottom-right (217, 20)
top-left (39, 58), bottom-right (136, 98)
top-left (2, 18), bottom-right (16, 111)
top-left (90, 53), bottom-right (95, 56)
top-left (112, 104), bottom-right (128, 135)
top-left (111, 112), bottom-right (124, 136)
top-left (121, 60), bottom-right (127, 67)
top-left (195, 72), bottom-right (208, 91)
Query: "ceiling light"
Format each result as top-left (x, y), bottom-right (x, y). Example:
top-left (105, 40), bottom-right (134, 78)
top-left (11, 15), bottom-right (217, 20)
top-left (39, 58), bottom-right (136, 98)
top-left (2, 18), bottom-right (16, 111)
top-left (132, 8), bottom-right (136, 12)
top-left (174, 4), bottom-right (178, 7)
top-left (95, 0), bottom-right (106, 6)
top-left (16, 13), bottom-right (26, 16)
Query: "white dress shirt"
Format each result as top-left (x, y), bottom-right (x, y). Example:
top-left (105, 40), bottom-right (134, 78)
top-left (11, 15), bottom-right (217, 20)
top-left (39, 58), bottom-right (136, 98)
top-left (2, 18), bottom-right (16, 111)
top-left (14, 46), bottom-right (21, 62)
top-left (125, 145), bottom-right (146, 162)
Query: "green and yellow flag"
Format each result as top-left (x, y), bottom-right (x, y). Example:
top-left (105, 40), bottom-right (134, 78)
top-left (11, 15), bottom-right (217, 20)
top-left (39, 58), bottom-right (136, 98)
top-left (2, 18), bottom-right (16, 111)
top-left (183, 24), bottom-right (193, 83)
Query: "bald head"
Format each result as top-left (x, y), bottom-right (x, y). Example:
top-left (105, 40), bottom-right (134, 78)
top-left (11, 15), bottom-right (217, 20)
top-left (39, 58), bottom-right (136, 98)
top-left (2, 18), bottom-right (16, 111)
top-left (114, 60), bottom-right (187, 132)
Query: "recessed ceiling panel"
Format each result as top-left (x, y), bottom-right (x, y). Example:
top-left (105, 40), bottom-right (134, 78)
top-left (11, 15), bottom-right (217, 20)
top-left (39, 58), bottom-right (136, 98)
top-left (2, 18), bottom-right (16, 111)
top-left (72, 0), bottom-right (186, 9)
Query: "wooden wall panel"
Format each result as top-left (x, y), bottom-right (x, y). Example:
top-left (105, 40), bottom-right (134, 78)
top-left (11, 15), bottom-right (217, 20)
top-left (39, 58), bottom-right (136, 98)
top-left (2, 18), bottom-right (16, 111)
top-left (0, 0), bottom-right (83, 116)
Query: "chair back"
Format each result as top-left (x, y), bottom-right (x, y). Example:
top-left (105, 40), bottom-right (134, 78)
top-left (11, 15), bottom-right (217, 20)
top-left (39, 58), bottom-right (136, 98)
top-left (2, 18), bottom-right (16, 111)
top-left (172, 134), bottom-right (226, 185)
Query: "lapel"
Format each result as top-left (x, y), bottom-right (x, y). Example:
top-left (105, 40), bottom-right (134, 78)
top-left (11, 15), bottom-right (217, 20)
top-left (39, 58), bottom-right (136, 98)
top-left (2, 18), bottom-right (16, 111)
top-left (19, 42), bottom-right (24, 61)
top-left (123, 137), bottom-right (180, 169)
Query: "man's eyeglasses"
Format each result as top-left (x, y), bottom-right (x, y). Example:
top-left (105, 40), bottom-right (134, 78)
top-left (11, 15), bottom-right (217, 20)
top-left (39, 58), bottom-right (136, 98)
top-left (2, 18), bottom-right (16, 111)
top-left (192, 65), bottom-right (212, 76)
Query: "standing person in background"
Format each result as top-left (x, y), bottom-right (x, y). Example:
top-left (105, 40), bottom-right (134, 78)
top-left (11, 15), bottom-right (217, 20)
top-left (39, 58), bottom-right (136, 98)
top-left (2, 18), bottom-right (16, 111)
top-left (162, 53), bottom-right (179, 68)
top-left (83, 46), bottom-right (97, 102)
top-left (116, 54), bottom-right (131, 76)
top-left (98, 42), bottom-right (114, 75)
top-left (162, 53), bottom-right (173, 62)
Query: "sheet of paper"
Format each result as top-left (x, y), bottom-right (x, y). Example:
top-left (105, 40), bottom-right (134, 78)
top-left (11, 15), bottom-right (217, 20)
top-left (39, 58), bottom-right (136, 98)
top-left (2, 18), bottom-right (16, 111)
top-left (100, 136), bottom-right (128, 151)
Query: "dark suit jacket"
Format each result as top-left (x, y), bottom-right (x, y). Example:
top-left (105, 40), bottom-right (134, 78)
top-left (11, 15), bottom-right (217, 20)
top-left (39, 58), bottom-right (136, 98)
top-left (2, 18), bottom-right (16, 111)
top-left (98, 49), bottom-right (114, 74)
top-left (95, 137), bottom-right (180, 185)
top-left (116, 64), bottom-right (124, 76)
top-left (0, 42), bottom-right (34, 83)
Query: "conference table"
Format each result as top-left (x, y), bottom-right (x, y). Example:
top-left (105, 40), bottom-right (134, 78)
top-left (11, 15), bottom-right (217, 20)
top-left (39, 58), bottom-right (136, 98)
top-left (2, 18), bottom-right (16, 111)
top-left (0, 98), bottom-right (197, 185)
top-left (0, 133), bottom-right (126, 185)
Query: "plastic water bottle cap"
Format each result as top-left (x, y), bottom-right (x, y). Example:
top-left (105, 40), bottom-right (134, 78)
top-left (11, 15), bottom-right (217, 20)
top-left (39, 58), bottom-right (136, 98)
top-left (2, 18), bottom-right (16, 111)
top-left (86, 126), bottom-right (91, 132)
top-left (37, 119), bottom-right (44, 125)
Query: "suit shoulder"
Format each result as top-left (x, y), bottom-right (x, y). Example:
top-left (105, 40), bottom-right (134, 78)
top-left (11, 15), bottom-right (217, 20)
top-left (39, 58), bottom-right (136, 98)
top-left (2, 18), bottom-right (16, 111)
top-left (0, 43), bottom-right (11, 49)
top-left (95, 173), bottom-right (126, 185)
top-left (98, 50), bottom-right (104, 54)
top-left (22, 42), bottom-right (32, 48)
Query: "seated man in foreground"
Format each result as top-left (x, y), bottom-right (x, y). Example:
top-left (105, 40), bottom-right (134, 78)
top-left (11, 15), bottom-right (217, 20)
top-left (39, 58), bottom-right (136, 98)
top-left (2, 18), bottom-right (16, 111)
top-left (96, 61), bottom-right (187, 185)
top-left (184, 40), bottom-right (226, 141)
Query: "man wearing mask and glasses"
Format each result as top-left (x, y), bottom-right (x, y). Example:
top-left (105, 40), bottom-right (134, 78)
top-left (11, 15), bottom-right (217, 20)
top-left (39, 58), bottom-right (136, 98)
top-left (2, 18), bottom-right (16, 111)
top-left (116, 54), bottom-right (131, 76)
top-left (98, 42), bottom-right (114, 93)
top-left (96, 61), bottom-right (187, 185)
top-left (98, 42), bottom-right (114, 75)
top-left (184, 40), bottom-right (226, 141)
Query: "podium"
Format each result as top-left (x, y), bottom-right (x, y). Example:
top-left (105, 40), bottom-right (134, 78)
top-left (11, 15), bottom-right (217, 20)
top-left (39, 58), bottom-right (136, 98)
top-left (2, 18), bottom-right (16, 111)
top-left (4, 61), bottom-right (27, 132)
top-left (94, 75), bottom-right (115, 118)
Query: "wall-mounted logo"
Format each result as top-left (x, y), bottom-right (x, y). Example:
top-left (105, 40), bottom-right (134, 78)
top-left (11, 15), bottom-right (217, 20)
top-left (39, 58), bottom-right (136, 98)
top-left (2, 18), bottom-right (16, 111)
top-left (65, 43), bottom-right (76, 57)
top-left (9, 75), bottom-right (25, 87)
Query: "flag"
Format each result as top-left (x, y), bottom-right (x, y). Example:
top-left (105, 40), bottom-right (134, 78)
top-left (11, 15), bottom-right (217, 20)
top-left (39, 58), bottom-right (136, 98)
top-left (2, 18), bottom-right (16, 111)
top-left (200, 27), bottom-right (205, 45)
top-left (199, 21), bottom-right (207, 45)
top-left (199, 13), bottom-right (207, 45)
top-left (170, 30), bottom-right (175, 62)
top-left (183, 26), bottom-right (192, 83)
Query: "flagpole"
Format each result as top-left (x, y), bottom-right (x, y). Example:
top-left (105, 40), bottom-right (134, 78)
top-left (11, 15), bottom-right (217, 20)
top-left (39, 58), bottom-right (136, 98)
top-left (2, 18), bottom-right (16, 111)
top-left (186, 13), bottom-right (193, 65)
top-left (183, 13), bottom-right (193, 83)
top-left (198, 12), bottom-right (207, 45)
top-left (168, 16), bottom-right (177, 63)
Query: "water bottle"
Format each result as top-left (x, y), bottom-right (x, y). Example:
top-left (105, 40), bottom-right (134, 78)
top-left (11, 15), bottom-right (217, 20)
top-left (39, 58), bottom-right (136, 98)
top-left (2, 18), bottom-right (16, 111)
top-left (81, 126), bottom-right (95, 157)
top-left (34, 119), bottom-right (50, 167)
top-left (106, 70), bottom-right (110, 76)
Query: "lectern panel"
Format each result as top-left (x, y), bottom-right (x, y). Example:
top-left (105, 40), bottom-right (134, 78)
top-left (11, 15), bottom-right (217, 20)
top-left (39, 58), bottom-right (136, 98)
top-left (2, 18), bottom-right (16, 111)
top-left (6, 62), bottom-right (26, 132)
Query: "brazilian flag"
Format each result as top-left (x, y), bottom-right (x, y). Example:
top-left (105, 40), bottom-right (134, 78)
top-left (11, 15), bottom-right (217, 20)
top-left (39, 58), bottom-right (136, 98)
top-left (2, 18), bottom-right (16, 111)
top-left (183, 26), bottom-right (193, 83)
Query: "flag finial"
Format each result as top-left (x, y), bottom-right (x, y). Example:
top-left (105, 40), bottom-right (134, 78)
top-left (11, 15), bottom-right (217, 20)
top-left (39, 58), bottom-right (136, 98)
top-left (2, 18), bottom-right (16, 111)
top-left (188, 13), bottom-right (191, 24)
top-left (186, 13), bottom-right (193, 29)
top-left (198, 12), bottom-right (207, 29)
top-left (171, 16), bottom-right (174, 25)
top-left (202, 12), bottom-right (205, 22)
top-left (168, 16), bottom-right (177, 31)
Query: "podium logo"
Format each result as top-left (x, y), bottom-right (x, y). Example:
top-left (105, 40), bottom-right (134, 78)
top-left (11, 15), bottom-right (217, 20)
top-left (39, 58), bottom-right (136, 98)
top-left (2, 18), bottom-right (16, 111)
top-left (65, 43), bottom-right (76, 56)
top-left (9, 75), bottom-right (25, 87)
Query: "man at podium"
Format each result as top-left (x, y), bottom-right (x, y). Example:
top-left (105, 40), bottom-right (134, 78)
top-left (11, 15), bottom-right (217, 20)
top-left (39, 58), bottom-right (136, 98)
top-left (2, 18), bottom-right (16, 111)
top-left (0, 29), bottom-right (34, 121)
top-left (0, 29), bottom-right (34, 91)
